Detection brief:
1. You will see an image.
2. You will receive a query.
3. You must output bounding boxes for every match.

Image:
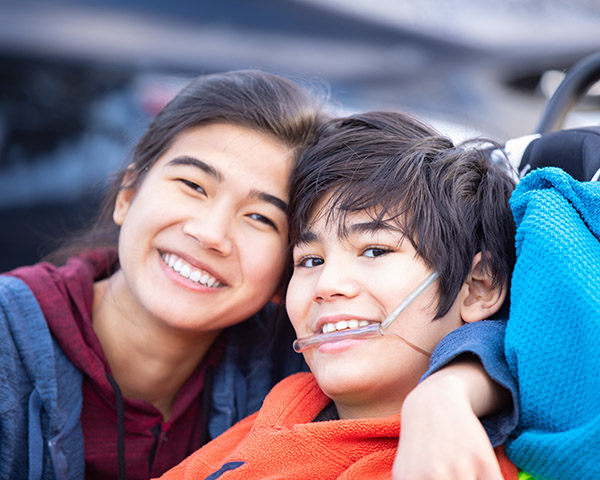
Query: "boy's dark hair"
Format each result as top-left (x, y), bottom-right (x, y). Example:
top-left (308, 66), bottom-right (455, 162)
top-left (288, 111), bottom-right (516, 318)
top-left (47, 69), bottom-right (328, 265)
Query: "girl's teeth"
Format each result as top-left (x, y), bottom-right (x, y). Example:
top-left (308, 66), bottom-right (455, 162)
top-left (359, 320), bottom-right (369, 327)
top-left (180, 264), bottom-right (191, 279)
top-left (348, 319), bottom-right (359, 329)
top-left (189, 271), bottom-right (202, 282)
top-left (162, 253), bottom-right (221, 288)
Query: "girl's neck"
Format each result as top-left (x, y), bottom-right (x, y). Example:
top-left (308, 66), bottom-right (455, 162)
top-left (92, 274), bottom-right (221, 420)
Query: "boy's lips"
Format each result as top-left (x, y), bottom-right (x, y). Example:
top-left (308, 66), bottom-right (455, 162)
top-left (160, 251), bottom-right (226, 288)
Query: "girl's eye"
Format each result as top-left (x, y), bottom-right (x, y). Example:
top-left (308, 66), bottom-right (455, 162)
top-left (362, 247), bottom-right (391, 258)
top-left (247, 213), bottom-right (278, 232)
top-left (179, 179), bottom-right (206, 195)
top-left (296, 256), bottom-right (324, 268)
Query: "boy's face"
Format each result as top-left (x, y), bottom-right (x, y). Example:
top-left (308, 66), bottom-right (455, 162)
top-left (286, 203), bottom-right (465, 419)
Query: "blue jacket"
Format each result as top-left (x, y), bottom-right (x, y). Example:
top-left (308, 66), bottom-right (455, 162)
top-left (0, 276), bottom-right (84, 480)
top-left (0, 272), bottom-right (308, 480)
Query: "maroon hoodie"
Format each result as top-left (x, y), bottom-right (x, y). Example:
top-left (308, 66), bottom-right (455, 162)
top-left (10, 249), bottom-right (220, 479)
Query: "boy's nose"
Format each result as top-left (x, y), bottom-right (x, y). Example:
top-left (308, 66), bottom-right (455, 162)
top-left (313, 260), bottom-right (360, 302)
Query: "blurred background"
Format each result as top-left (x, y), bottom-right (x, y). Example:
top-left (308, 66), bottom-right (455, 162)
top-left (1, 0), bottom-right (600, 270)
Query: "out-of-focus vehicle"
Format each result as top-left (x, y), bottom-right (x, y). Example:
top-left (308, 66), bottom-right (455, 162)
top-left (1, 0), bottom-right (599, 270)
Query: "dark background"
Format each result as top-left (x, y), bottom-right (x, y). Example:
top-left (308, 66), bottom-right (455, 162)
top-left (1, 0), bottom-right (600, 271)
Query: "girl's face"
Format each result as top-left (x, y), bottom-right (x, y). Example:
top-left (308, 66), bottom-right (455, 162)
top-left (112, 123), bottom-right (293, 333)
top-left (286, 205), bottom-right (466, 419)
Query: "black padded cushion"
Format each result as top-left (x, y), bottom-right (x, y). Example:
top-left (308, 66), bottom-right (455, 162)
top-left (520, 127), bottom-right (600, 181)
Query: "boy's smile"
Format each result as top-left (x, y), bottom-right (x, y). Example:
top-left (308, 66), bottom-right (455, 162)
top-left (286, 206), bottom-right (466, 419)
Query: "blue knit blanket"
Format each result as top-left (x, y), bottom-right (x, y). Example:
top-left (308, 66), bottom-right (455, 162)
top-left (505, 167), bottom-right (600, 479)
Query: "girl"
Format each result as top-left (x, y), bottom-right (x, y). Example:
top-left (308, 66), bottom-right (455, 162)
top-left (0, 69), bottom-right (327, 480)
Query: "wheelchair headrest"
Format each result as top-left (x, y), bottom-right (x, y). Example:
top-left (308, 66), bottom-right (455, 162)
top-left (506, 127), bottom-right (600, 182)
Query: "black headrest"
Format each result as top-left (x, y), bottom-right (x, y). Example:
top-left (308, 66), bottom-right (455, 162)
top-left (519, 127), bottom-right (600, 181)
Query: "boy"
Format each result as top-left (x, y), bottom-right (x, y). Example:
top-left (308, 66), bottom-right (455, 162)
top-left (158, 111), bottom-right (518, 479)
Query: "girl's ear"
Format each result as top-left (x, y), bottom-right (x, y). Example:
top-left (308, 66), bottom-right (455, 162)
top-left (460, 252), bottom-right (507, 323)
top-left (113, 167), bottom-right (138, 226)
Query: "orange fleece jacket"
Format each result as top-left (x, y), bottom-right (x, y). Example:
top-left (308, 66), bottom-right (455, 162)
top-left (158, 372), bottom-right (517, 480)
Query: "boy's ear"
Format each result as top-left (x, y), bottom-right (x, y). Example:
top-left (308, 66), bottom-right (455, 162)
top-left (113, 166), bottom-right (138, 226)
top-left (460, 252), bottom-right (507, 323)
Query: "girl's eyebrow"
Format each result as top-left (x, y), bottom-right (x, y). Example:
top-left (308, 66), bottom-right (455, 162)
top-left (165, 156), bottom-right (223, 181)
top-left (251, 190), bottom-right (288, 214)
top-left (166, 155), bottom-right (288, 214)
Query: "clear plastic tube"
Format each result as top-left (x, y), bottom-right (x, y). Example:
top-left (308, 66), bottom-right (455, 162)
top-left (292, 271), bottom-right (439, 353)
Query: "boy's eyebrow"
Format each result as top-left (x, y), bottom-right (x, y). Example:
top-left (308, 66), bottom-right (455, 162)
top-left (296, 230), bottom-right (318, 246)
top-left (165, 155), bottom-right (288, 214)
top-left (348, 220), bottom-right (398, 234)
top-left (295, 220), bottom-right (397, 246)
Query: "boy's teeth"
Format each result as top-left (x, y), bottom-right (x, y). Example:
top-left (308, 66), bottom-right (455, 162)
top-left (162, 253), bottom-right (222, 288)
top-left (321, 319), bottom-right (374, 334)
top-left (335, 320), bottom-right (348, 330)
top-left (324, 323), bottom-right (336, 333)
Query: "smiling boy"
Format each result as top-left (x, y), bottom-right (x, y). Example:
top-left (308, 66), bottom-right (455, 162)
top-left (158, 111), bottom-right (518, 479)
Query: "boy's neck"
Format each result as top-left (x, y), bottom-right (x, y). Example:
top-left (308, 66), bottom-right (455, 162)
top-left (334, 401), bottom-right (405, 421)
top-left (332, 385), bottom-right (414, 420)
top-left (92, 274), bottom-right (221, 420)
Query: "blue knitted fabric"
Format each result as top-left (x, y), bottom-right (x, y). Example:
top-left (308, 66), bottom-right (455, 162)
top-left (505, 168), bottom-right (600, 479)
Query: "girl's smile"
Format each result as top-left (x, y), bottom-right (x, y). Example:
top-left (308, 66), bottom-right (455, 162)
top-left (105, 122), bottom-right (293, 334)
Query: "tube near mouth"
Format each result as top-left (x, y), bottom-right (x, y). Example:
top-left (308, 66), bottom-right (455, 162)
top-left (292, 323), bottom-right (383, 353)
top-left (291, 272), bottom-right (439, 353)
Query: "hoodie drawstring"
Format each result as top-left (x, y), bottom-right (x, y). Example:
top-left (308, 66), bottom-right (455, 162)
top-left (199, 363), bottom-right (214, 447)
top-left (106, 372), bottom-right (127, 480)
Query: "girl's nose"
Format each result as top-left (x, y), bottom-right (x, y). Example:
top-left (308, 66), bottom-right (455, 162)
top-left (182, 205), bottom-right (233, 256)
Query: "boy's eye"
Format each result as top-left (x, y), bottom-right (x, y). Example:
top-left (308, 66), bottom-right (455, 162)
top-left (362, 247), bottom-right (391, 258)
top-left (247, 213), bottom-right (278, 232)
top-left (296, 256), bottom-right (324, 268)
top-left (179, 179), bottom-right (206, 195)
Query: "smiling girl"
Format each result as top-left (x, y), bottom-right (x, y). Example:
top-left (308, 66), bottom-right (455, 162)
top-left (0, 70), bottom-right (327, 480)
